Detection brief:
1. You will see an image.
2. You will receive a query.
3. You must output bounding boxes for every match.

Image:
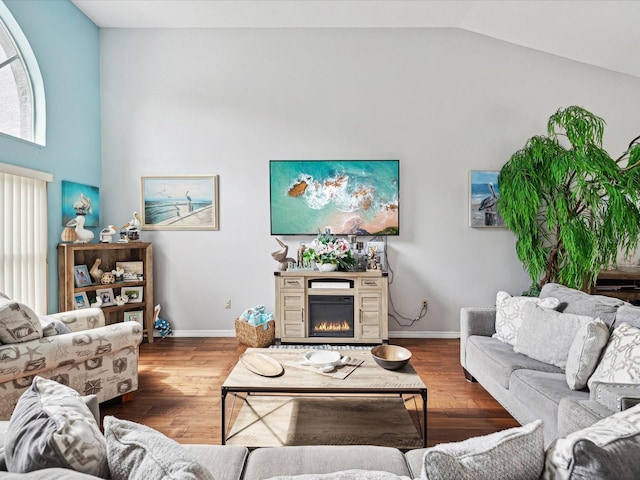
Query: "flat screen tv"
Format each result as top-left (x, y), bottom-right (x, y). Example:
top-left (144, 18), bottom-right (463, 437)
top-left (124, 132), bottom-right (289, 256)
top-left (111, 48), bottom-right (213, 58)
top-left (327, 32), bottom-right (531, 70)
top-left (270, 160), bottom-right (399, 236)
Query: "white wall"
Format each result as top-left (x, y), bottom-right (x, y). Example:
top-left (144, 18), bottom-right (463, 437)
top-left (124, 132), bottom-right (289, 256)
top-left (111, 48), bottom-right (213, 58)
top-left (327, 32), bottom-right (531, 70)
top-left (100, 27), bottom-right (640, 337)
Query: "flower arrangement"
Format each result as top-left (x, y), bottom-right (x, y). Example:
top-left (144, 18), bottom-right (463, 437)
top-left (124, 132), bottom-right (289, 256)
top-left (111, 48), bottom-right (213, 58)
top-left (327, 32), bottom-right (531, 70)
top-left (302, 233), bottom-right (356, 270)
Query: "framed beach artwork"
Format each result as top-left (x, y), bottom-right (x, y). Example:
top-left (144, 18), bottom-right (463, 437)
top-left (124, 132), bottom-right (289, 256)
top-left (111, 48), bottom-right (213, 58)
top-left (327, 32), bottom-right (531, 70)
top-left (140, 175), bottom-right (219, 230)
top-left (62, 180), bottom-right (100, 227)
top-left (469, 170), bottom-right (504, 228)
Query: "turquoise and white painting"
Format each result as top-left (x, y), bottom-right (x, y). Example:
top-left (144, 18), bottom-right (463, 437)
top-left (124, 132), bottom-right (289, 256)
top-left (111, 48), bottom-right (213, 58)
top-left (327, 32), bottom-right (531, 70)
top-left (62, 180), bottom-right (100, 227)
top-left (270, 160), bottom-right (399, 236)
top-left (469, 170), bottom-right (504, 228)
top-left (141, 176), bottom-right (219, 230)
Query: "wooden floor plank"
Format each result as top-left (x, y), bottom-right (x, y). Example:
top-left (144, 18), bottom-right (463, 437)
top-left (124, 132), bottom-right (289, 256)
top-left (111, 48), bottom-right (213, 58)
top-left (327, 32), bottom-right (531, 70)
top-left (100, 338), bottom-right (519, 447)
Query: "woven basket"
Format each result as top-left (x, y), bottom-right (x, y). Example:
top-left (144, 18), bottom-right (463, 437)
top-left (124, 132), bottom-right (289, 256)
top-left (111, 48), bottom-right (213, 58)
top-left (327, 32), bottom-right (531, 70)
top-left (235, 318), bottom-right (276, 347)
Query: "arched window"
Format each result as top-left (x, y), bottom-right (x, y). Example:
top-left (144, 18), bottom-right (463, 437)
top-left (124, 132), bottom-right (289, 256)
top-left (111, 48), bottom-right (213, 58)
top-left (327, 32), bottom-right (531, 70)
top-left (0, 4), bottom-right (45, 145)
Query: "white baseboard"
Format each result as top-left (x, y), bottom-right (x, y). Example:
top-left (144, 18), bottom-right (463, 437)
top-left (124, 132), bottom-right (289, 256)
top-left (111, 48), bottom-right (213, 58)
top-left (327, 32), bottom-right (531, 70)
top-left (164, 330), bottom-right (460, 339)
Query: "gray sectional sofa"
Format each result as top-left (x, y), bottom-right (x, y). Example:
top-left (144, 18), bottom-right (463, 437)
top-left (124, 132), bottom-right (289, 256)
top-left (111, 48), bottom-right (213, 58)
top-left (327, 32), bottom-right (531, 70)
top-left (461, 282), bottom-right (640, 446)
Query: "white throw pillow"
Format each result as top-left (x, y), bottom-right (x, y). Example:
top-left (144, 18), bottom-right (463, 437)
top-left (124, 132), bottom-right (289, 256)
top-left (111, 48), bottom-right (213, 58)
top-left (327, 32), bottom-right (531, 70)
top-left (421, 420), bottom-right (544, 480)
top-left (587, 322), bottom-right (640, 390)
top-left (565, 319), bottom-right (610, 390)
top-left (493, 291), bottom-right (560, 346)
top-left (104, 416), bottom-right (215, 480)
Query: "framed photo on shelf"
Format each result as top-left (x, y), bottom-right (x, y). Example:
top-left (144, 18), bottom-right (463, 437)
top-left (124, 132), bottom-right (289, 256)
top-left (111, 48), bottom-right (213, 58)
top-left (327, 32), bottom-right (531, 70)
top-left (123, 310), bottom-right (143, 324)
top-left (74, 292), bottom-right (89, 310)
top-left (122, 286), bottom-right (143, 303)
top-left (95, 288), bottom-right (115, 306)
top-left (140, 175), bottom-right (219, 231)
top-left (73, 265), bottom-right (92, 287)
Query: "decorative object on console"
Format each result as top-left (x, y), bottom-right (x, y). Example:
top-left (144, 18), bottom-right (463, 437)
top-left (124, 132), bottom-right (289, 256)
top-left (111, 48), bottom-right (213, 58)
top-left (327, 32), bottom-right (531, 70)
top-left (140, 175), bottom-right (219, 231)
top-left (60, 226), bottom-right (77, 243)
top-left (66, 214), bottom-right (95, 243)
top-left (153, 304), bottom-right (173, 339)
top-left (89, 258), bottom-right (104, 283)
top-left (101, 272), bottom-right (115, 284)
top-left (499, 106), bottom-right (640, 292)
top-left (90, 295), bottom-right (103, 308)
top-left (302, 232), bottom-right (356, 271)
top-left (469, 170), bottom-right (504, 228)
top-left (114, 294), bottom-right (129, 306)
top-left (99, 224), bottom-right (117, 243)
top-left (271, 238), bottom-right (295, 271)
top-left (270, 160), bottom-right (399, 236)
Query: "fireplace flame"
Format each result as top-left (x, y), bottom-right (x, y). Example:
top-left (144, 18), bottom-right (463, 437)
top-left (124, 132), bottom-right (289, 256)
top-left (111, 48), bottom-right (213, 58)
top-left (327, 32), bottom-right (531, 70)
top-left (313, 320), bottom-right (351, 332)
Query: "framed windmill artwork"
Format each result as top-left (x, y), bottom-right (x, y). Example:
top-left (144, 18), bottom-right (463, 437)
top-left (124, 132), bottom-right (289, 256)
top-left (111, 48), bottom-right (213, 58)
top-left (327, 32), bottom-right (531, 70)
top-left (469, 170), bottom-right (504, 228)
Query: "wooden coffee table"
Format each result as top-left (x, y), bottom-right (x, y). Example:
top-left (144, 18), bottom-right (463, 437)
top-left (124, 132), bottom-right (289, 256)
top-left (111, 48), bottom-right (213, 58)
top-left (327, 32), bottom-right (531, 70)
top-left (221, 348), bottom-right (427, 447)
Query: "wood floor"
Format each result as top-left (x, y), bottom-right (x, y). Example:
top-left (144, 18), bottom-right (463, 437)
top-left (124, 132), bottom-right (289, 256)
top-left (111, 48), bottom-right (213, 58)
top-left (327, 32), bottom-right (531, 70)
top-left (100, 337), bottom-right (519, 447)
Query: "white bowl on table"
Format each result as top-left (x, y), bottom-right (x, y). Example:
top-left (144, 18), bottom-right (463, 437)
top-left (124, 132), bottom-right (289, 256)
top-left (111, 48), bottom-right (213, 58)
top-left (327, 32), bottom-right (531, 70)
top-left (300, 350), bottom-right (350, 372)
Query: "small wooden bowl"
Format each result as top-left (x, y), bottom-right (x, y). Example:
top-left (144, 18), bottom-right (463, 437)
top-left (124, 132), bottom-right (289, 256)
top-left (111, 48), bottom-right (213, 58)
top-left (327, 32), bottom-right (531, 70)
top-left (371, 345), bottom-right (412, 370)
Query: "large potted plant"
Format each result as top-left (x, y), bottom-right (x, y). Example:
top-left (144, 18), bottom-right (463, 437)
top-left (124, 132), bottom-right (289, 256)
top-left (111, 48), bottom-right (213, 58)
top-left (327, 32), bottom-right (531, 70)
top-left (498, 106), bottom-right (640, 293)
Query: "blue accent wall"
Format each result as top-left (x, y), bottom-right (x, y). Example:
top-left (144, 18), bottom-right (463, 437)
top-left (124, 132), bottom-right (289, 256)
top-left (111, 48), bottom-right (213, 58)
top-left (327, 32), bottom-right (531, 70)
top-left (1, 0), bottom-right (100, 313)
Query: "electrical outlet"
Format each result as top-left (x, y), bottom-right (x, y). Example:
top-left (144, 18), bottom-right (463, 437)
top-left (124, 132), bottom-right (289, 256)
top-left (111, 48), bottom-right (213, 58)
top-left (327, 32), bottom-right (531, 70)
top-left (224, 299), bottom-right (231, 309)
top-left (422, 300), bottom-right (428, 308)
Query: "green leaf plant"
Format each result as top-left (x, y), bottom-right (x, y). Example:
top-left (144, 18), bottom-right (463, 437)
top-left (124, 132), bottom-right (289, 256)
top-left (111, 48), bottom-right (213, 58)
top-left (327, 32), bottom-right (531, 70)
top-left (498, 106), bottom-right (640, 292)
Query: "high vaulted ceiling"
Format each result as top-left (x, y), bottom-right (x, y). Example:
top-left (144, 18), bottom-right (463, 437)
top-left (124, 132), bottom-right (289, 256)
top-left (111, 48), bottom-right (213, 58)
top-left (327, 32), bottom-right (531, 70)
top-left (70, 0), bottom-right (640, 80)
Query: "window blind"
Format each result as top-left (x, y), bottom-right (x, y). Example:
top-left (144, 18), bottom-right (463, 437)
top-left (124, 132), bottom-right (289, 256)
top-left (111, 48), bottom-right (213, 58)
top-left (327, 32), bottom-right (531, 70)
top-left (0, 164), bottom-right (52, 314)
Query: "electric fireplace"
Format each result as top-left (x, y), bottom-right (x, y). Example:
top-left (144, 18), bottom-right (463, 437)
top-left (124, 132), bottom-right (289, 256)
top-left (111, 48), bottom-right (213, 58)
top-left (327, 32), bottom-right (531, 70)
top-left (308, 295), bottom-right (355, 338)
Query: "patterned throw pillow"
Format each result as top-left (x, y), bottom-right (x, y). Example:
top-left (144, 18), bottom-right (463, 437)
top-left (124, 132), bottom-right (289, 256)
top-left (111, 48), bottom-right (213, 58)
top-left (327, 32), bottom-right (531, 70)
top-left (587, 322), bottom-right (640, 390)
top-left (0, 296), bottom-right (42, 343)
top-left (492, 291), bottom-right (560, 346)
top-left (104, 416), bottom-right (215, 480)
top-left (421, 420), bottom-right (544, 480)
top-left (5, 376), bottom-right (109, 477)
top-left (542, 403), bottom-right (640, 479)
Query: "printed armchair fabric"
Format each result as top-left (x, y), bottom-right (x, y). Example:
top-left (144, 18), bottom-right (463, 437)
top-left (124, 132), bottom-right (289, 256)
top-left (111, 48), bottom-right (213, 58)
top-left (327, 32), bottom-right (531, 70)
top-left (0, 308), bottom-right (143, 420)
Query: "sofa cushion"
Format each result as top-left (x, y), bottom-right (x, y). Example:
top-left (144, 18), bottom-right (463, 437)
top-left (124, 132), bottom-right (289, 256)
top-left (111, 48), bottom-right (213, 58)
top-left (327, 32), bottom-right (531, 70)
top-left (539, 283), bottom-right (623, 327)
top-left (242, 446), bottom-right (411, 480)
top-left (493, 291), bottom-right (560, 346)
top-left (183, 445), bottom-right (248, 480)
top-left (4, 376), bottom-right (108, 477)
top-left (420, 420), bottom-right (544, 480)
top-left (613, 304), bottom-right (640, 330)
top-left (514, 303), bottom-right (593, 369)
top-left (557, 398), bottom-right (614, 438)
top-left (587, 322), bottom-right (640, 389)
top-left (542, 403), bottom-right (640, 479)
top-left (104, 416), bottom-right (214, 480)
top-left (466, 335), bottom-right (563, 389)
top-left (509, 370), bottom-right (588, 443)
top-left (565, 320), bottom-right (609, 390)
top-left (0, 296), bottom-right (42, 344)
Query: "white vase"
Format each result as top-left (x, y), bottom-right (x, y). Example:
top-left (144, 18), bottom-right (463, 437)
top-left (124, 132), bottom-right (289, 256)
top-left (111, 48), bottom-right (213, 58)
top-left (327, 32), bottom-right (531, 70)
top-left (317, 263), bottom-right (337, 272)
